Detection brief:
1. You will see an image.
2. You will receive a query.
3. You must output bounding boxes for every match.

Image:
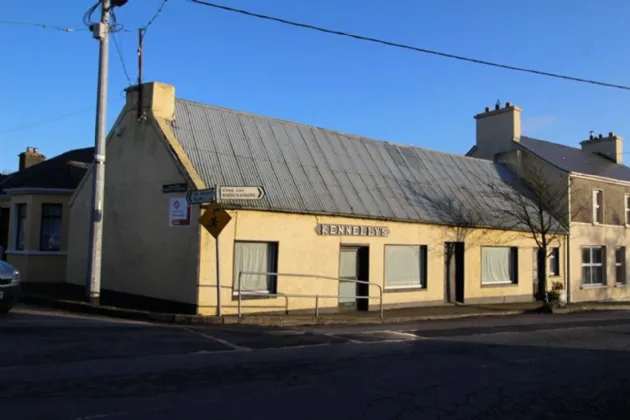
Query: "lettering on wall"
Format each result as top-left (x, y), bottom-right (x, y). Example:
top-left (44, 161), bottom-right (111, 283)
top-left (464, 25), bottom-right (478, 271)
top-left (316, 224), bottom-right (390, 237)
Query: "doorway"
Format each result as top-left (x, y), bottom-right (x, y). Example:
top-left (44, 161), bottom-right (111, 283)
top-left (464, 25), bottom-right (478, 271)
top-left (445, 242), bottom-right (465, 303)
top-left (338, 246), bottom-right (370, 311)
top-left (533, 248), bottom-right (545, 299)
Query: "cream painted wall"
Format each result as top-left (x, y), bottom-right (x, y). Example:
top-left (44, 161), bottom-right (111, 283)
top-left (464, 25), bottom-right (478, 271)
top-left (569, 223), bottom-right (630, 302)
top-left (5, 193), bottom-right (70, 283)
top-left (67, 109), bottom-right (199, 305)
top-left (197, 210), bottom-right (560, 315)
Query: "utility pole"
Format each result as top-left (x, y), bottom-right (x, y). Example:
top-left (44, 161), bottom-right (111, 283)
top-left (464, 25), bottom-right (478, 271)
top-left (86, 0), bottom-right (112, 304)
top-left (137, 28), bottom-right (145, 120)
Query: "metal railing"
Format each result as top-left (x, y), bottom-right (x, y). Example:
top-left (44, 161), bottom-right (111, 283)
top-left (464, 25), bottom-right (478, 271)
top-left (236, 272), bottom-right (384, 321)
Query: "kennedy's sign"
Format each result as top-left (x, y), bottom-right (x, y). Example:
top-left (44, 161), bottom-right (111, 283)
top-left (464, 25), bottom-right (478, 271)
top-left (317, 224), bottom-right (389, 237)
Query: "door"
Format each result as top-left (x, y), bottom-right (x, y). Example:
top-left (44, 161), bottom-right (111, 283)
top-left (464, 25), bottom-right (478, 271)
top-left (534, 248), bottom-right (545, 299)
top-left (0, 207), bottom-right (9, 261)
top-left (445, 242), bottom-right (465, 303)
top-left (339, 246), bottom-right (370, 311)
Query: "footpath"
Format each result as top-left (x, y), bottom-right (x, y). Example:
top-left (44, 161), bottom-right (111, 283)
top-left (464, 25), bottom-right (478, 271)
top-left (17, 286), bottom-right (630, 327)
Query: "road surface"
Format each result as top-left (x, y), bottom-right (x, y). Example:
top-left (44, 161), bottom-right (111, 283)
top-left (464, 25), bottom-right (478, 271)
top-left (2, 305), bottom-right (630, 419)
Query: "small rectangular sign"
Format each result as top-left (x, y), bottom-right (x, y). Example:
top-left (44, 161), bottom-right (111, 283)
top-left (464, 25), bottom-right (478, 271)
top-left (187, 188), bottom-right (216, 205)
top-left (316, 224), bottom-right (389, 237)
top-left (169, 197), bottom-right (191, 227)
top-left (162, 183), bottom-right (188, 193)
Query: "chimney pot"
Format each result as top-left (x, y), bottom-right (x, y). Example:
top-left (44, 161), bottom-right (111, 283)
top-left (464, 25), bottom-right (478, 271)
top-left (485, 107), bottom-right (490, 113)
top-left (599, 133), bottom-right (603, 139)
top-left (494, 104), bottom-right (500, 111)
top-left (609, 132), bottom-right (614, 137)
top-left (506, 102), bottom-right (512, 108)
top-left (589, 134), bottom-right (594, 140)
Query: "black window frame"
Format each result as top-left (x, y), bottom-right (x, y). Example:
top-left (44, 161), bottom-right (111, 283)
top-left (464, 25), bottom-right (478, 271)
top-left (15, 203), bottom-right (27, 251)
top-left (39, 203), bottom-right (63, 251)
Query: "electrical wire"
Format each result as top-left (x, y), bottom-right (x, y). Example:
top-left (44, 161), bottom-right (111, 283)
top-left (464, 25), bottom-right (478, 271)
top-left (0, 107), bottom-right (94, 135)
top-left (0, 20), bottom-right (86, 32)
top-left (143, 0), bottom-right (169, 32)
top-left (112, 30), bottom-right (133, 85)
top-left (83, 1), bottom-right (127, 33)
top-left (188, 0), bottom-right (630, 91)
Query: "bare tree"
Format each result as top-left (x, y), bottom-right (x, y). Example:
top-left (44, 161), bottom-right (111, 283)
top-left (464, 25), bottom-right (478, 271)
top-left (410, 183), bottom-right (517, 303)
top-left (481, 157), bottom-right (573, 302)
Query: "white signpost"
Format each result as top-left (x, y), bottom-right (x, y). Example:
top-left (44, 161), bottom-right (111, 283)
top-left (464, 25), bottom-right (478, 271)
top-left (185, 185), bottom-right (265, 318)
top-left (186, 188), bottom-right (216, 205)
top-left (219, 186), bottom-right (265, 200)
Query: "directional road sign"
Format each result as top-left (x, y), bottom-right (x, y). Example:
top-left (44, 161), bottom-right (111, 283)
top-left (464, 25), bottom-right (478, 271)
top-left (186, 188), bottom-right (216, 205)
top-left (219, 186), bottom-right (265, 200)
top-left (199, 202), bottom-right (232, 238)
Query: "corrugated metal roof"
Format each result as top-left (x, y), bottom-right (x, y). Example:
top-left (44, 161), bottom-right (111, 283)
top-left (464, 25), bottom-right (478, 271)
top-left (171, 99), bottom-right (550, 230)
top-left (519, 136), bottom-right (630, 182)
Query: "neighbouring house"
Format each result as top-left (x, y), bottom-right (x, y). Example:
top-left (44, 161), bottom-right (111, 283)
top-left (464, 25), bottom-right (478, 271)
top-left (66, 81), bottom-right (566, 316)
top-left (468, 103), bottom-right (630, 303)
top-left (0, 146), bottom-right (93, 283)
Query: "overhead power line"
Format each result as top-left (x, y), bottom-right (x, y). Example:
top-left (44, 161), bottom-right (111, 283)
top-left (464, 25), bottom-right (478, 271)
top-left (143, 0), bottom-right (169, 32)
top-left (112, 31), bottom-right (132, 85)
top-left (0, 20), bottom-right (87, 32)
top-left (188, 0), bottom-right (630, 91)
top-left (0, 107), bottom-right (94, 135)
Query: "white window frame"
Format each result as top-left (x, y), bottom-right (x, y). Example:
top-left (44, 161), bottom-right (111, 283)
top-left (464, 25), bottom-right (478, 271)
top-left (549, 247), bottom-right (560, 276)
top-left (593, 189), bottom-right (603, 224)
top-left (582, 246), bottom-right (605, 286)
top-left (615, 246), bottom-right (626, 285)
top-left (625, 194), bottom-right (630, 226)
top-left (481, 246), bottom-right (518, 285)
top-left (384, 245), bottom-right (428, 290)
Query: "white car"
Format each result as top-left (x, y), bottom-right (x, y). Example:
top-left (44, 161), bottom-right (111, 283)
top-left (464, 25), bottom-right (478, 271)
top-left (0, 260), bottom-right (20, 313)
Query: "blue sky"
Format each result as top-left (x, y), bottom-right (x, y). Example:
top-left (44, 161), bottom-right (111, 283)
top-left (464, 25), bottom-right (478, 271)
top-left (1, 0), bottom-right (629, 172)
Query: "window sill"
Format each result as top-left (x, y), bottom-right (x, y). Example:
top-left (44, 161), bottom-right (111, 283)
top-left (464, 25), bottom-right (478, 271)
top-left (481, 282), bottom-right (519, 288)
top-left (580, 284), bottom-right (606, 289)
top-left (384, 286), bottom-right (427, 293)
top-left (231, 292), bottom-right (275, 301)
top-left (615, 283), bottom-right (628, 288)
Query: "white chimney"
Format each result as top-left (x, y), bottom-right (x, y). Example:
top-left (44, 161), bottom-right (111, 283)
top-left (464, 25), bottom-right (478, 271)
top-left (580, 132), bottom-right (623, 164)
top-left (473, 102), bottom-right (522, 160)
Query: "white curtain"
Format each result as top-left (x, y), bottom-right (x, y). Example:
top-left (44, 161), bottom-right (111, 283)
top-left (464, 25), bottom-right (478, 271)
top-left (233, 242), bottom-right (272, 292)
top-left (482, 247), bottom-right (512, 284)
top-left (385, 246), bottom-right (424, 289)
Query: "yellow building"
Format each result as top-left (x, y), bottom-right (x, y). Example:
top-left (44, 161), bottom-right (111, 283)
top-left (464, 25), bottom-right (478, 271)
top-left (0, 147), bottom-right (92, 284)
top-left (66, 82), bottom-right (566, 316)
top-left (469, 103), bottom-right (630, 303)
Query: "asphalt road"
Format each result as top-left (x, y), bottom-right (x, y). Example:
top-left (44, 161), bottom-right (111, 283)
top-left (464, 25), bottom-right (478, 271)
top-left (2, 305), bottom-right (630, 419)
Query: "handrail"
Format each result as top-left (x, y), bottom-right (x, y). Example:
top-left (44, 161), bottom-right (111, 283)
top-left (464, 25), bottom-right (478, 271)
top-left (237, 272), bottom-right (384, 321)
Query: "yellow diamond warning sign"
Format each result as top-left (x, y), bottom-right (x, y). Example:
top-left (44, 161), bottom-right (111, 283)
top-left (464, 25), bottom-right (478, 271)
top-left (199, 202), bottom-right (232, 238)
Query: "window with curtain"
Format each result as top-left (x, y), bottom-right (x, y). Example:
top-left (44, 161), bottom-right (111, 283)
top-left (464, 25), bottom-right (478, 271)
top-left (40, 204), bottom-right (62, 251)
top-left (582, 246), bottom-right (605, 285)
top-left (481, 246), bottom-right (518, 285)
top-left (384, 245), bottom-right (427, 289)
top-left (15, 203), bottom-right (27, 250)
top-left (232, 241), bottom-right (278, 294)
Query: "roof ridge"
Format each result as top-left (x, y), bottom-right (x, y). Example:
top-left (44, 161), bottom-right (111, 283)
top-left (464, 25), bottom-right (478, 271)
top-left (174, 98), bottom-right (494, 166)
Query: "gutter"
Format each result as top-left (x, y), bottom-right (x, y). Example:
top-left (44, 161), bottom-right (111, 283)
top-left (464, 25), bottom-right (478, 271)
top-left (4, 188), bottom-right (75, 195)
